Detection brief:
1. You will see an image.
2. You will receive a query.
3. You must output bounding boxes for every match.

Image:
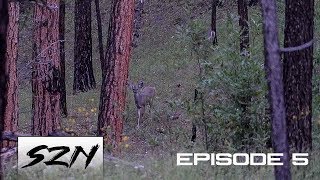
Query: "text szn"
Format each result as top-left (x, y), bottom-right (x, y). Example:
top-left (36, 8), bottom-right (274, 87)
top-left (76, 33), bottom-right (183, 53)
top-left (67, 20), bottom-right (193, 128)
top-left (22, 144), bottom-right (100, 169)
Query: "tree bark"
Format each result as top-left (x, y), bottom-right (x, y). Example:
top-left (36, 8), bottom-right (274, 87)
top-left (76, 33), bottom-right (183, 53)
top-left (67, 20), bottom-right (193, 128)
top-left (32, 0), bottom-right (61, 136)
top-left (74, 0), bottom-right (96, 94)
top-left (3, 1), bottom-right (19, 148)
top-left (261, 0), bottom-right (291, 179)
top-left (98, 0), bottom-right (135, 153)
top-left (237, 0), bottom-right (250, 56)
top-left (94, 0), bottom-right (104, 75)
top-left (59, 0), bottom-right (67, 117)
top-left (211, 0), bottom-right (217, 45)
top-left (283, 0), bottom-right (314, 152)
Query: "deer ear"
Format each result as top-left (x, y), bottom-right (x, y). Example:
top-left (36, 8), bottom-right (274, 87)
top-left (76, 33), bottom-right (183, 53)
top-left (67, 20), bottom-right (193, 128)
top-left (127, 81), bottom-right (133, 89)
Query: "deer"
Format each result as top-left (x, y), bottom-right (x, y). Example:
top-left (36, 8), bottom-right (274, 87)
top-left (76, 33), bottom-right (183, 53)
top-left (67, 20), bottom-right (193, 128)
top-left (128, 80), bottom-right (156, 128)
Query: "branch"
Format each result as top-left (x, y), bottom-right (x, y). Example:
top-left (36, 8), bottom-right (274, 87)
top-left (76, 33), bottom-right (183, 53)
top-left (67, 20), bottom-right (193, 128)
top-left (280, 39), bottom-right (314, 53)
top-left (17, 40), bottom-right (66, 75)
top-left (34, 40), bottom-right (66, 61)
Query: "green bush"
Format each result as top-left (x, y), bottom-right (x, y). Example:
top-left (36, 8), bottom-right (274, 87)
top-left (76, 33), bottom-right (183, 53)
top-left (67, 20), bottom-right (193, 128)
top-left (176, 15), bottom-right (270, 152)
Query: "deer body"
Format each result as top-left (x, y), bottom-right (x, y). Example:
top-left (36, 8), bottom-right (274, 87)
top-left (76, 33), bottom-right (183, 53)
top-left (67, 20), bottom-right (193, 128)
top-left (129, 81), bottom-right (156, 128)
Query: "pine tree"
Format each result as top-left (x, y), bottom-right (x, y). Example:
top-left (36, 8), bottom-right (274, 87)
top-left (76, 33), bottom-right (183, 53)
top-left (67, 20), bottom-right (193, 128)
top-left (0, 0), bottom-right (9, 155)
top-left (98, 0), bottom-right (135, 153)
top-left (211, 0), bottom-right (218, 45)
top-left (261, 0), bottom-right (291, 178)
top-left (74, 0), bottom-right (96, 93)
top-left (283, 0), bottom-right (314, 152)
top-left (59, 0), bottom-right (67, 116)
top-left (238, 0), bottom-right (250, 56)
top-left (3, 1), bottom-right (20, 147)
top-left (32, 0), bottom-right (61, 135)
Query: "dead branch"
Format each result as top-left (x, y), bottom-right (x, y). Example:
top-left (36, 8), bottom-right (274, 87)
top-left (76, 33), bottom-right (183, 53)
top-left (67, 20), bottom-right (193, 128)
top-left (280, 39), bottom-right (314, 53)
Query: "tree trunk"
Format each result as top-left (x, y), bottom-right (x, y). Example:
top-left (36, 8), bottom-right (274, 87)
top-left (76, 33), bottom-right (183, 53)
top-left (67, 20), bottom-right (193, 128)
top-left (94, 0), bottom-right (104, 75)
top-left (211, 0), bottom-right (217, 45)
top-left (238, 0), bottom-right (249, 56)
top-left (217, 0), bottom-right (223, 7)
top-left (261, 0), bottom-right (291, 179)
top-left (32, 0), bottom-right (61, 136)
top-left (98, 0), bottom-right (135, 153)
top-left (132, 0), bottom-right (145, 47)
top-left (249, 0), bottom-right (258, 7)
top-left (283, 0), bottom-right (314, 152)
top-left (3, 1), bottom-right (19, 148)
top-left (0, 0), bottom-right (9, 158)
top-left (59, 0), bottom-right (67, 117)
top-left (74, 0), bottom-right (96, 94)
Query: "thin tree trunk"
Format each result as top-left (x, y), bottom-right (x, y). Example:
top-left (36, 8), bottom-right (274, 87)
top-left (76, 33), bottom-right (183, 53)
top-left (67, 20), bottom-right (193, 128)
top-left (3, 1), bottom-right (19, 148)
top-left (59, 0), bottom-right (67, 117)
top-left (98, 0), bottom-right (135, 153)
top-left (249, 0), bottom-right (258, 7)
top-left (132, 0), bottom-right (144, 47)
top-left (261, 0), bottom-right (291, 179)
top-left (74, 0), bottom-right (96, 94)
top-left (238, 0), bottom-right (250, 56)
top-left (283, 0), bottom-right (314, 152)
top-left (0, 1), bottom-right (9, 164)
top-left (32, 0), bottom-right (61, 136)
top-left (217, 0), bottom-right (223, 7)
top-left (94, 0), bottom-right (104, 75)
top-left (211, 0), bottom-right (217, 45)
top-left (191, 89), bottom-right (198, 142)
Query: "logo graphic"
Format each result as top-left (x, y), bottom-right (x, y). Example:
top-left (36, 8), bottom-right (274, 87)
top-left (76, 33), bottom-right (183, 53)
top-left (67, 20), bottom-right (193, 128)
top-left (18, 137), bottom-right (103, 178)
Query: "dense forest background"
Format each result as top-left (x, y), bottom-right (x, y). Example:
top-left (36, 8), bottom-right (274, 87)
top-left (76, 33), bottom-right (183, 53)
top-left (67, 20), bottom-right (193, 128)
top-left (1, 0), bottom-right (320, 179)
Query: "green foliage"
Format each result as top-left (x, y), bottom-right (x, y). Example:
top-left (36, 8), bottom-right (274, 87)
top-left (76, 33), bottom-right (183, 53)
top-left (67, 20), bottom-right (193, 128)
top-left (176, 14), bottom-right (270, 152)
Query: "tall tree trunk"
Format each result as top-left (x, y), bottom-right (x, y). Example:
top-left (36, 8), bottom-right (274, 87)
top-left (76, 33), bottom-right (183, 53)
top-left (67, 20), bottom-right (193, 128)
top-left (261, 0), bottom-right (291, 179)
top-left (0, 1), bottom-right (9, 161)
top-left (249, 0), bottom-right (258, 7)
top-left (94, 0), bottom-right (104, 75)
top-left (211, 0), bottom-right (217, 45)
top-left (98, 0), bottom-right (135, 153)
top-left (74, 0), bottom-right (96, 94)
top-left (237, 0), bottom-right (249, 56)
top-left (283, 0), bottom-right (314, 152)
top-left (32, 0), bottom-right (61, 136)
top-left (3, 1), bottom-right (19, 148)
top-left (132, 0), bottom-right (144, 47)
top-left (59, 0), bottom-right (67, 117)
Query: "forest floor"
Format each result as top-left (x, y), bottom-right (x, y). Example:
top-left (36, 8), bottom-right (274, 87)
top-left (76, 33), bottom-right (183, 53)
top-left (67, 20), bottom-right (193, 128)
top-left (3, 0), bottom-right (320, 179)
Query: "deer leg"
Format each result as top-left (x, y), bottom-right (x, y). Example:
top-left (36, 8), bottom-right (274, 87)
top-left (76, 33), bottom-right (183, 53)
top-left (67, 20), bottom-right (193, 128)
top-left (141, 107), bottom-right (146, 124)
top-left (148, 99), bottom-right (153, 113)
top-left (141, 107), bottom-right (145, 118)
top-left (137, 108), bottom-right (141, 128)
